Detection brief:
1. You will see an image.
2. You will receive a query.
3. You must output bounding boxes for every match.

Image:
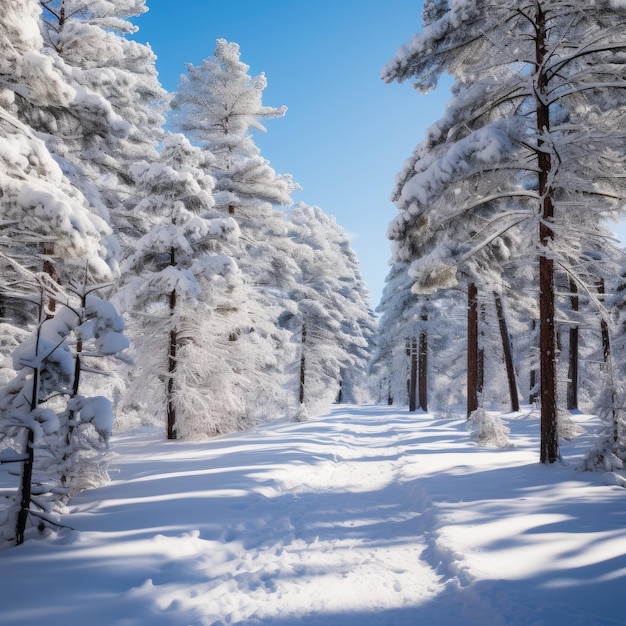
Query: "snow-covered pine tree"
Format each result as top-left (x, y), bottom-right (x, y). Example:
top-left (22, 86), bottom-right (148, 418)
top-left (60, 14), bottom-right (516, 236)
top-left (285, 204), bottom-right (375, 414)
top-left (383, 72), bottom-right (526, 417)
top-left (116, 133), bottom-right (282, 438)
top-left (383, 0), bottom-right (626, 463)
top-left (372, 263), bottom-right (421, 409)
top-left (38, 0), bottom-right (166, 247)
top-left (0, 277), bottom-right (128, 545)
top-left (0, 2), bottom-right (129, 546)
top-left (170, 39), bottom-right (297, 238)
top-left (170, 39), bottom-right (302, 419)
top-left (0, 0), bottom-right (114, 335)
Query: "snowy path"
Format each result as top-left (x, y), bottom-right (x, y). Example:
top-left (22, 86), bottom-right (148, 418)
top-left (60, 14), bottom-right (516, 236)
top-left (1, 406), bottom-right (626, 625)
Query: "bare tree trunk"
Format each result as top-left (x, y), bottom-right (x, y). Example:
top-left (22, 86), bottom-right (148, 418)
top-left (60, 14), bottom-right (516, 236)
top-left (407, 337), bottom-right (417, 412)
top-left (529, 367), bottom-right (537, 404)
top-left (418, 313), bottom-right (428, 411)
top-left (539, 262), bottom-right (558, 464)
top-left (567, 277), bottom-right (579, 411)
top-left (529, 319), bottom-right (539, 404)
top-left (15, 427), bottom-right (34, 545)
top-left (71, 288), bottom-right (87, 399)
top-left (299, 322), bottom-right (306, 405)
top-left (62, 309), bottom-right (83, 487)
top-left (16, 342), bottom-right (41, 544)
top-left (164, 240), bottom-right (177, 439)
top-left (478, 347), bottom-right (485, 397)
top-left (536, 3), bottom-right (559, 463)
top-left (166, 238), bottom-right (179, 440)
top-left (167, 329), bottom-right (177, 440)
top-left (598, 279), bottom-right (611, 364)
top-left (42, 245), bottom-right (58, 318)
top-left (467, 282), bottom-right (479, 418)
top-left (601, 317), bottom-right (611, 364)
top-left (494, 294), bottom-right (520, 412)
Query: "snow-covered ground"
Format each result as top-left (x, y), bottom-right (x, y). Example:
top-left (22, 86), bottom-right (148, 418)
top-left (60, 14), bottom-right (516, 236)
top-left (1, 405), bottom-right (625, 626)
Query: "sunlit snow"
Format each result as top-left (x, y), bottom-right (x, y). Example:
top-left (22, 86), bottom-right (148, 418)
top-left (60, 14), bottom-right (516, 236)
top-left (1, 405), bottom-right (625, 625)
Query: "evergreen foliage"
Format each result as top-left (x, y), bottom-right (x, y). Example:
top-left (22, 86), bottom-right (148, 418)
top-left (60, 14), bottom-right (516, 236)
top-left (0, 3), bottom-right (375, 545)
top-left (382, 0), bottom-right (626, 463)
top-left (285, 204), bottom-right (376, 412)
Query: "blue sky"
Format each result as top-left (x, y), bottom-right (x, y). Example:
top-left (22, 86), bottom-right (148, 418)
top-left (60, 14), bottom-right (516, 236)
top-left (131, 0), bottom-right (451, 306)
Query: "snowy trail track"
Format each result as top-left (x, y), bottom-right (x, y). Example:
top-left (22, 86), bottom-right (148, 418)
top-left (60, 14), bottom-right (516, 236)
top-left (1, 406), bottom-right (626, 625)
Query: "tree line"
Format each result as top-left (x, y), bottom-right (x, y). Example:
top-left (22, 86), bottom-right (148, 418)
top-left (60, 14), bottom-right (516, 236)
top-left (373, 0), bottom-right (626, 467)
top-left (0, 1), bottom-right (375, 545)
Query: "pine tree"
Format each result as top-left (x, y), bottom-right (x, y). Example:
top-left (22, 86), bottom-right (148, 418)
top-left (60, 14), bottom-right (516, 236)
top-left (170, 39), bottom-right (302, 420)
top-left (0, 1), bottom-right (128, 544)
top-left (285, 204), bottom-right (375, 413)
top-left (0, 271), bottom-right (128, 545)
top-left (372, 263), bottom-right (421, 408)
top-left (0, 0), bottom-right (115, 319)
top-left (38, 0), bottom-right (166, 244)
top-left (115, 133), bottom-right (251, 438)
top-left (171, 40), bottom-right (299, 285)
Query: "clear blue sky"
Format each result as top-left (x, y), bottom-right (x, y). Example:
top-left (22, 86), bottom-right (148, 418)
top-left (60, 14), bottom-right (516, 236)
top-left (131, 1), bottom-right (451, 306)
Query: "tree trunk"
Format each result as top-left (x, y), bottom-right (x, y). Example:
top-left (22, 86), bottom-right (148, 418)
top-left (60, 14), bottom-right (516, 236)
top-left (71, 290), bottom-right (86, 399)
top-left (566, 277), bottom-right (579, 411)
top-left (299, 322), bottom-right (306, 405)
top-left (42, 245), bottom-right (59, 318)
top-left (598, 279), bottom-right (611, 364)
top-left (408, 337), bottom-right (417, 412)
top-left (536, 3), bottom-right (559, 463)
top-left (62, 322), bottom-right (83, 487)
top-left (539, 257), bottom-right (558, 463)
top-left (16, 347), bottom-right (41, 544)
top-left (529, 319), bottom-right (539, 404)
top-left (467, 282), bottom-right (479, 418)
top-left (529, 367), bottom-right (537, 404)
top-left (166, 241), bottom-right (179, 440)
top-left (601, 317), bottom-right (611, 364)
top-left (167, 325), bottom-right (177, 440)
top-left (15, 427), bottom-right (34, 545)
top-left (478, 347), bottom-right (485, 397)
top-left (418, 313), bottom-right (428, 411)
top-left (494, 294), bottom-right (520, 412)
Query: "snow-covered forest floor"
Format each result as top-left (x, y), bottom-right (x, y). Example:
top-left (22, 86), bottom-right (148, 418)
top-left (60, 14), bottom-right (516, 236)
top-left (1, 405), bottom-right (625, 626)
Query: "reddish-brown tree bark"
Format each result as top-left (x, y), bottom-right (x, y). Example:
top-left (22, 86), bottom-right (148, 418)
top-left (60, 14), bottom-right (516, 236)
top-left (536, 4), bottom-right (559, 463)
top-left (495, 294), bottom-right (520, 412)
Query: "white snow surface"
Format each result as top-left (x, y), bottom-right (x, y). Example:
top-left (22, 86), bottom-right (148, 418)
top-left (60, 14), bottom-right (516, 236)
top-left (1, 405), bottom-right (625, 626)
